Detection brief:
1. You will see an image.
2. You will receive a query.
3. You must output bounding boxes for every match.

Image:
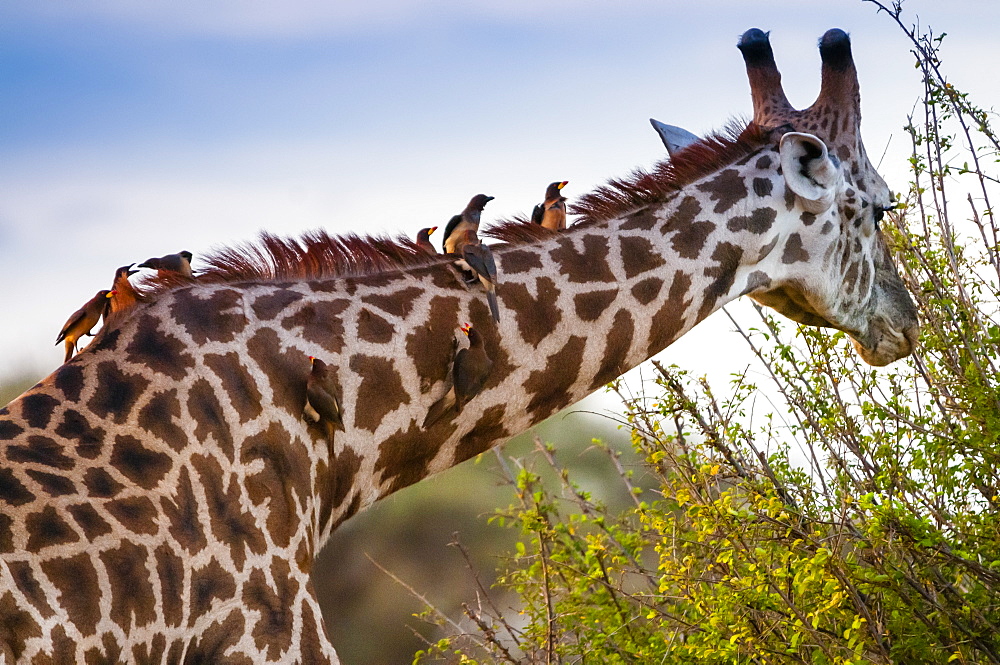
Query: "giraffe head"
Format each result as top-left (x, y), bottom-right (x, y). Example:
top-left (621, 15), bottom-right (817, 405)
top-left (731, 28), bottom-right (918, 365)
top-left (735, 128), bottom-right (918, 366)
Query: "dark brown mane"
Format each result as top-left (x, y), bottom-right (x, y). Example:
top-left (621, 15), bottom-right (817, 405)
top-left (570, 120), bottom-right (771, 225)
top-left (481, 215), bottom-right (560, 245)
top-left (137, 229), bottom-right (447, 295)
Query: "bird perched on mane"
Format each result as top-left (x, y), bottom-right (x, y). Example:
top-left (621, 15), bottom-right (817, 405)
top-left (138, 250), bottom-right (193, 278)
top-left (450, 228), bottom-right (500, 323)
top-left (55, 290), bottom-right (115, 363)
top-left (416, 227), bottom-right (438, 256)
top-left (443, 194), bottom-right (494, 255)
top-left (423, 323), bottom-right (493, 428)
top-left (108, 265), bottom-right (143, 316)
top-left (531, 181), bottom-right (569, 231)
top-left (304, 356), bottom-right (345, 440)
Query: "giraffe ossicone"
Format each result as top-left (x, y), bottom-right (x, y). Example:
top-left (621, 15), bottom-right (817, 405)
top-left (0, 28), bottom-right (917, 664)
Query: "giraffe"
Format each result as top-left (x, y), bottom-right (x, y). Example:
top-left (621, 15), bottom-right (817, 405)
top-left (0, 29), bottom-right (918, 664)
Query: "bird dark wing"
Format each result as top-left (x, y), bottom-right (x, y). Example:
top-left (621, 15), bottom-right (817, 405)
top-left (55, 310), bottom-right (86, 344)
top-left (462, 244), bottom-right (497, 283)
top-left (454, 348), bottom-right (491, 403)
top-left (442, 214), bottom-right (464, 249)
top-left (306, 383), bottom-right (344, 430)
top-left (531, 203), bottom-right (544, 225)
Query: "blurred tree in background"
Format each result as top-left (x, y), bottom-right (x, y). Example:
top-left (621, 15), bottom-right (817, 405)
top-left (415, 5), bottom-right (1000, 664)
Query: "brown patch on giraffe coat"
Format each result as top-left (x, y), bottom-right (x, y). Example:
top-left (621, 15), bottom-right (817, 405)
top-left (155, 543), bottom-right (185, 628)
top-left (299, 600), bottom-right (327, 664)
top-left (357, 308), bottom-right (394, 344)
top-left (138, 390), bottom-right (187, 452)
top-left (696, 169), bottom-right (747, 213)
top-left (171, 288), bottom-right (247, 344)
top-left (499, 277), bottom-right (561, 348)
top-left (741, 271), bottom-right (773, 296)
top-left (47, 624), bottom-right (78, 663)
top-left (84, 634), bottom-right (124, 665)
top-left (246, 328), bottom-right (308, 417)
top-left (125, 315), bottom-right (195, 380)
top-left (106, 496), bottom-right (159, 535)
top-left (242, 425), bottom-right (310, 548)
top-left (0, 590), bottom-right (41, 660)
top-left (844, 261), bottom-right (860, 295)
top-left (620, 236), bottom-right (666, 278)
top-left (783, 183), bottom-right (797, 211)
top-left (88, 361), bottom-right (150, 424)
top-left (497, 249), bottom-right (543, 274)
top-left (53, 364), bottom-right (85, 402)
top-left (374, 421), bottom-right (448, 495)
top-left (592, 309), bottom-right (635, 389)
top-left (55, 410), bottom-right (105, 458)
top-left (110, 435), bottom-right (171, 490)
top-left (752, 177), bottom-right (773, 197)
top-left (0, 468), bottom-right (35, 506)
top-left (801, 211), bottom-right (817, 225)
top-left (19, 393), bottom-right (59, 429)
top-left (189, 559), bottom-right (237, 625)
top-left (362, 287), bottom-right (422, 317)
top-left (87, 327), bottom-right (121, 355)
top-left (244, 562), bottom-right (297, 660)
top-left (758, 235), bottom-right (780, 262)
top-left (252, 288), bottom-right (303, 320)
top-left (574, 288), bottom-right (618, 322)
top-left (349, 354), bottom-right (410, 433)
top-left (454, 404), bottom-right (510, 463)
top-left (83, 467), bottom-right (123, 498)
top-left (203, 353), bottom-right (264, 424)
top-left (25, 469), bottom-right (75, 497)
top-left (548, 235), bottom-right (615, 283)
top-left (332, 493), bottom-right (362, 530)
top-left (648, 271), bottom-right (694, 355)
top-left (26, 505), bottom-right (79, 550)
top-left (859, 260), bottom-right (871, 295)
top-left (697, 242), bottom-right (743, 322)
top-left (188, 379), bottom-right (235, 457)
top-left (659, 196), bottom-right (701, 236)
top-left (280, 298), bottom-right (350, 354)
top-left (184, 608), bottom-right (250, 664)
top-left (131, 633), bottom-right (168, 665)
top-left (631, 277), bottom-right (663, 305)
top-left (7, 436), bottom-right (73, 470)
top-left (728, 207), bottom-right (777, 234)
top-left (755, 155), bottom-right (773, 170)
top-left (192, 454), bottom-right (267, 569)
top-left (67, 503), bottom-right (113, 540)
top-left (781, 233), bottom-right (810, 263)
top-left (524, 336), bottom-right (586, 421)
top-left (100, 540), bottom-right (156, 628)
top-left (0, 418), bottom-right (24, 440)
top-left (620, 207), bottom-right (659, 231)
top-left (41, 554), bottom-right (101, 633)
top-left (162, 466), bottom-right (207, 553)
top-left (316, 446), bottom-right (362, 536)
top-left (405, 295), bottom-right (461, 393)
top-left (9, 561), bottom-right (53, 618)
top-left (668, 219), bottom-right (714, 259)
top-left (0, 514), bottom-right (12, 552)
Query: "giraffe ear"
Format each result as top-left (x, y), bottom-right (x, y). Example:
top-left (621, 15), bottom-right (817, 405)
top-left (650, 119), bottom-right (700, 156)
top-left (779, 132), bottom-right (842, 214)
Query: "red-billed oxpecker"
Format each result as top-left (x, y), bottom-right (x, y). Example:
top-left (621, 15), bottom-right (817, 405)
top-left (55, 289), bottom-right (115, 363)
top-left (423, 323), bottom-right (493, 428)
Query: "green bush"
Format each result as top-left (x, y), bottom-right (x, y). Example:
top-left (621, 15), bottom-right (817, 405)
top-left (415, 6), bottom-right (1000, 664)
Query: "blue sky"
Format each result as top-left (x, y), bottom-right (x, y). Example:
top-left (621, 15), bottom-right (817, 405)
top-left (1, 0), bottom-right (997, 380)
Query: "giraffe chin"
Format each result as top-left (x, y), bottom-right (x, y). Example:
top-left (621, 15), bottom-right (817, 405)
top-left (849, 321), bottom-right (920, 367)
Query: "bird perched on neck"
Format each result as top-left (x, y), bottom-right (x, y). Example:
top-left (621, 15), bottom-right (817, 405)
top-left (304, 356), bottom-right (345, 441)
top-left (423, 323), bottom-right (493, 428)
top-left (108, 265), bottom-right (143, 316)
top-left (531, 181), bottom-right (569, 231)
top-left (450, 228), bottom-right (500, 323)
top-left (55, 289), bottom-right (115, 363)
top-left (416, 227), bottom-right (439, 256)
top-left (443, 194), bottom-right (494, 254)
top-left (138, 250), bottom-right (194, 278)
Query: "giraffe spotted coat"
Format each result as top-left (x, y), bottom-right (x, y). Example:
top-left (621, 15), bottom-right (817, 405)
top-left (0, 29), bottom-right (918, 664)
